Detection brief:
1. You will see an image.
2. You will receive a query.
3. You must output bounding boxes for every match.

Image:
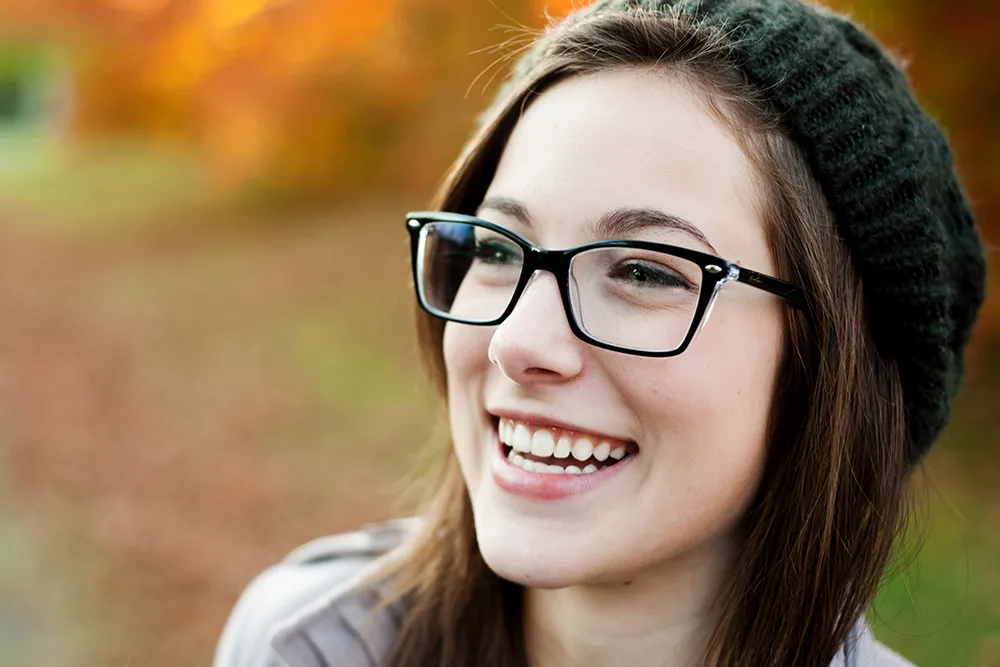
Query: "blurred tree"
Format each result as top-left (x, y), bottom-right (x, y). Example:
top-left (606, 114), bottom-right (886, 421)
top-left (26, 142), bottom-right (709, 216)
top-left (0, 0), bottom-right (547, 199)
top-left (0, 42), bottom-right (60, 121)
top-left (0, 0), bottom-right (996, 323)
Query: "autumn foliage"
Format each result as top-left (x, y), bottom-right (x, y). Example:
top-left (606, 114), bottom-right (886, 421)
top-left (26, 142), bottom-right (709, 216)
top-left (0, 0), bottom-right (995, 200)
top-left (0, 1), bottom-right (996, 292)
top-left (0, 0), bottom-right (571, 197)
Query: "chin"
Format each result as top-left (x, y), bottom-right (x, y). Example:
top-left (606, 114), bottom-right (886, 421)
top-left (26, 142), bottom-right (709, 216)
top-left (479, 541), bottom-right (588, 589)
top-left (472, 504), bottom-right (607, 589)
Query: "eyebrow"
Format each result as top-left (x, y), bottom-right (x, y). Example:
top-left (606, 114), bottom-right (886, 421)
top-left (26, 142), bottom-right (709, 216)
top-left (478, 196), bottom-right (718, 255)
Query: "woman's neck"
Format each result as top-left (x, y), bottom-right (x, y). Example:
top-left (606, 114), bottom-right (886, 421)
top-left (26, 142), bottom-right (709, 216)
top-left (521, 535), bottom-right (736, 667)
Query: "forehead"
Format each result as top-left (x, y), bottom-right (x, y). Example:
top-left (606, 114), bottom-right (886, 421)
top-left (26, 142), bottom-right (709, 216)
top-left (482, 68), bottom-right (768, 261)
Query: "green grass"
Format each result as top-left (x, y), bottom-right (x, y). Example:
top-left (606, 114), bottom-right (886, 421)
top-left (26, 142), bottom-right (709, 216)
top-left (0, 120), bottom-right (211, 235)
top-left (873, 418), bottom-right (1000, 667)
top-left (283, 312), bottom-right (432, 414)
top-left (0, 513), bottom-right (41, 667)
top-left (0, 474), bottom-right (92, 667)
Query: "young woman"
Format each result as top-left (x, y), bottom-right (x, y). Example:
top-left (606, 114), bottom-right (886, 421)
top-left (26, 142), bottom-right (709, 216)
top-left (214, 1), bottom-right (986, 666)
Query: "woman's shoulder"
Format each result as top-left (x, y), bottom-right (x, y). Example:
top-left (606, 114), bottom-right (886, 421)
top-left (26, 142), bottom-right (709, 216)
top-left (841, 619), bottom-right (917, 667)
top-left (213, 517), bottom-right (420, 667)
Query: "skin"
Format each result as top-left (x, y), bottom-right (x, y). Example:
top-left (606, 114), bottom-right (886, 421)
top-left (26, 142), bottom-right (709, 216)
top-left (443, 68), bottom-right (785, 667)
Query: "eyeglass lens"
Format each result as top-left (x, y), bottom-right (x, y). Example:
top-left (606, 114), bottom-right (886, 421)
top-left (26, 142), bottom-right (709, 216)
top-left (416, 221), bottom-right (705, 353)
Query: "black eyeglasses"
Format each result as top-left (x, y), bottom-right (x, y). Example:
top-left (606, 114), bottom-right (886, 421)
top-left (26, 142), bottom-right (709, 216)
top-left (406, 211), bottom-right (807, 357)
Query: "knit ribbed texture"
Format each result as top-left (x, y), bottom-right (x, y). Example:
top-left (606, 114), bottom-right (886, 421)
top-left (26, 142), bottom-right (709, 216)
top-left (486, 0), bottom-right (987, 465)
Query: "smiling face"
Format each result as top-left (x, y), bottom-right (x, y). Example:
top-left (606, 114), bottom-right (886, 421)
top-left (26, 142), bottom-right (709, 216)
top-left (442, 68), bottom-right (786, 589)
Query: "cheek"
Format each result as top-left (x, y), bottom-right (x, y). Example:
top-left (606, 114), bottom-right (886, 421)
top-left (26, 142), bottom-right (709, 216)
top-left (620, 304), bottom-right (783, 533)
top-left (442, 323), bottom-right (493, 480)
top-left (442, 321), bottom-right (493, 394)
top-left (629, 336), bottom-right (780, 447)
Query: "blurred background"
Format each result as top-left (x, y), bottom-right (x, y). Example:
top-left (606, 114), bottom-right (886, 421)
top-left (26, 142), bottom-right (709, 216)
top-left (0, 1), bottom-right (996, 666)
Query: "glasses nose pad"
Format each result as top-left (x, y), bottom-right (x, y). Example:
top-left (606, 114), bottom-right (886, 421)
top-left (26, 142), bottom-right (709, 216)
top-left (496, 268), bottom-right (575, 337)
top-left (691, 272), bottom-right (730, 340)
top-left (566, 267), bottom-right (584, 329)
top-left (513, 269), bottom-right (556, 311)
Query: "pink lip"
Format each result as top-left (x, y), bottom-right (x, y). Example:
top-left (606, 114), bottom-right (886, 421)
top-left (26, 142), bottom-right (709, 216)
top-left (489, 425), bottom-right (636, 501)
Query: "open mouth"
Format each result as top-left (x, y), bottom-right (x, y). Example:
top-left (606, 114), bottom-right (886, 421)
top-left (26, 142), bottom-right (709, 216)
top-left (495, 416), bottom-right (637, 475)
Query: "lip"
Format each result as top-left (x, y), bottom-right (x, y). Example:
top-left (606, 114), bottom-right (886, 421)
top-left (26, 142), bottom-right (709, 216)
top-left (487, 408), bottom-right (633, 445)
top-left (489, 421), bottom-right (636, 501)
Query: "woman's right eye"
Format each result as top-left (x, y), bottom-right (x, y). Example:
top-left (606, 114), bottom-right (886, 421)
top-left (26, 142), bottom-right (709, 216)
top-left (473, 239), bottom-right (519, 265)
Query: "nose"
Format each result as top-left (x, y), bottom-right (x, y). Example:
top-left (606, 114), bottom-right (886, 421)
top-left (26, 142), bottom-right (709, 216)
top-left (488, 270), bottom-right (585, 384)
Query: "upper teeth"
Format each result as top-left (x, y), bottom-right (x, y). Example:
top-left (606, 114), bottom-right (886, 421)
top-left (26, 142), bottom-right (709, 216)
top-left (500, 418), bottom-right (629, 463)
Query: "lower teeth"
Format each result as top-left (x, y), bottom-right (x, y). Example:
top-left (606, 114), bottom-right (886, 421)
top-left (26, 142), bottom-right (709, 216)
top-left (506, 447), bottom-right (608, 475)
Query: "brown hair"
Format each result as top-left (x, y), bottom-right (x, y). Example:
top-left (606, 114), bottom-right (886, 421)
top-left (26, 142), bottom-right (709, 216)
top-left (377, 8), bottom-right (910, 667)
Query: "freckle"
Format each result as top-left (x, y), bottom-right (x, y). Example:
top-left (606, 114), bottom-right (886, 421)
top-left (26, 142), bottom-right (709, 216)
top-left (623, 580), bottom-right (633, 586)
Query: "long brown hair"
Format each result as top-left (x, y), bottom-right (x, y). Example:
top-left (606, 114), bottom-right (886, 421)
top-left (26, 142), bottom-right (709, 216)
top-left (377, 7), bottom-right (910, 667)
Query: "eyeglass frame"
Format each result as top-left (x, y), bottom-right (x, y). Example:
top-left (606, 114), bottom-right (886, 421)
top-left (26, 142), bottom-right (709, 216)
top-left (406, 211), bottom-right (808, 358)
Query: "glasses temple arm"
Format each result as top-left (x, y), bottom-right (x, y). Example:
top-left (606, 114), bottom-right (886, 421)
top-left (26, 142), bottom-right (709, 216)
top-left (735, 268), bottom-right (809, 310)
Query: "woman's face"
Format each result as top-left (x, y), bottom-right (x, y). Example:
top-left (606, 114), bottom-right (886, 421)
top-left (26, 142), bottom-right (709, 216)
top-left (443, 68), bottom-right (785, 588)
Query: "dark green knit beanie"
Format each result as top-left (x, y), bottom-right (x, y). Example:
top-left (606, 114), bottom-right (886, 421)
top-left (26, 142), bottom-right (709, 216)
top-left (484, 0), bottom-right (987, 466)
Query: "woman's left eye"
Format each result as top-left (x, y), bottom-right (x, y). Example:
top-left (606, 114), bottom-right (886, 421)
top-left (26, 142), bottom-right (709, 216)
top-left (610, 260), bottom-right (692, 289)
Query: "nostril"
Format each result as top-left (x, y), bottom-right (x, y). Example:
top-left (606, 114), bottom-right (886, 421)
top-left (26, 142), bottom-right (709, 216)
top-left (523, 367), bottom-right (561, 378)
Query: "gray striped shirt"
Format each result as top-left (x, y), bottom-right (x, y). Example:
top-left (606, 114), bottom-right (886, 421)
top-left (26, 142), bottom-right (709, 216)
top-left (213, 518), bottom-right (914, 667)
